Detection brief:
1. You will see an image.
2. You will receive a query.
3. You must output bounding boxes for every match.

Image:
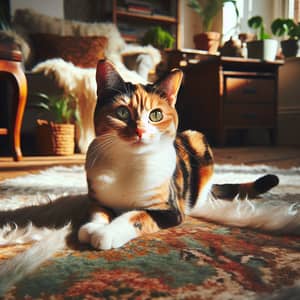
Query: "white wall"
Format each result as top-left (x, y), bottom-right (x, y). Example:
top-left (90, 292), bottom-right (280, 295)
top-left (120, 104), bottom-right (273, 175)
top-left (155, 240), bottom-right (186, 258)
top-left (10, 0), bottom-right (64, 18)
top-left (179, 0), bottom-right (222, 49)
top-left (180, 0), bottom-right (202, 49)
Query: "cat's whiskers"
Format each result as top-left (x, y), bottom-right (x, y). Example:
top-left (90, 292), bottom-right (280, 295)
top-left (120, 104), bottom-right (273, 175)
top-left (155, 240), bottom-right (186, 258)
top-left (87, 135), bottom-right (117, 169)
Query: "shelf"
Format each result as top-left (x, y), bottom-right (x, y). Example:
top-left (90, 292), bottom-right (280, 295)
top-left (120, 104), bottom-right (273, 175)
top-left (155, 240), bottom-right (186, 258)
top-left (116, 10), bottom-right (177, 24)
top-left (108, 0), bottom-right (179, 48)
top-left (121, 34), bottom-right (138, 43)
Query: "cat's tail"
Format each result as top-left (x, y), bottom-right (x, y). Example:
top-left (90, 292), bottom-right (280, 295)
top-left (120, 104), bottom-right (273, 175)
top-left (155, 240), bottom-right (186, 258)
top-left (190, 174), bottom-right (300, 234)
top-left (211, 174), bottom-right (279, 199)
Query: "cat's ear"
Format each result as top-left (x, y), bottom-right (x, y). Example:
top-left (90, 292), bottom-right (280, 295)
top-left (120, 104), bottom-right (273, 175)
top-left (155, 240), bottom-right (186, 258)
top-left (96, 59), bottom-right (124, 97)
top-left (155, 69), bottom-right (183, 107)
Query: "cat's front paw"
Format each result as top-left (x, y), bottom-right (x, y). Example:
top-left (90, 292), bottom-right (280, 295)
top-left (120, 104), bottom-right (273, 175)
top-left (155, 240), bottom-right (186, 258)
top-left (90, 221), bottom-right (138, 250)
top-left (78, 222), bottom-right (106, 244)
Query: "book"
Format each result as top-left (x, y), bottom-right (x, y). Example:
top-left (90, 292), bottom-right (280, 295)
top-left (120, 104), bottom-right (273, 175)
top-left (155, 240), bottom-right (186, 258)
top-left (127, 5), bottom-right (152, 15)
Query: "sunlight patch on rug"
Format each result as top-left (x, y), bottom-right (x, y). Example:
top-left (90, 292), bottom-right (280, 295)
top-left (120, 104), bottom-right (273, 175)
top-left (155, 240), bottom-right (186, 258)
top-left (0, 166), bottom-right (86, 210)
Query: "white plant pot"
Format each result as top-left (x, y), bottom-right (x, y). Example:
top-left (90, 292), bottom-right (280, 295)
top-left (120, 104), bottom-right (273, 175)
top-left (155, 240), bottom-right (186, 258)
top-left (247, 39), bottom-right (278, 61)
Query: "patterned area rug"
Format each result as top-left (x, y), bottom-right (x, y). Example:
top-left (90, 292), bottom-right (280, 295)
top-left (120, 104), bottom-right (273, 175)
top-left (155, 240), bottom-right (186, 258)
top-left (0, 165), bottom-right (299, 299)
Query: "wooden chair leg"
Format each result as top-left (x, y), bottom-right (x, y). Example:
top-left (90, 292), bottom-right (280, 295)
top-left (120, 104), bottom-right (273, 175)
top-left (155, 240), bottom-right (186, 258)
top-left (11, 69), bottom-right (27, 161)
top-left (0, 58), bottom-right (27, 161)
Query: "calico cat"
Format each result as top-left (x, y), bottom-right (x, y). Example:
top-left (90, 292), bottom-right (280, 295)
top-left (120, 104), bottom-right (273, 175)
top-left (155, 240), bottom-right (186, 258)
top-left (77, 60), bottom-right (280, 250)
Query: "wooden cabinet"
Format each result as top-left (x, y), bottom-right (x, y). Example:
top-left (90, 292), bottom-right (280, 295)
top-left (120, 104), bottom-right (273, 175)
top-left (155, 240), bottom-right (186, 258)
top-left (278, 57), bottom-right (300, 145)
top-left (101, 0), bottom-right (179, 47)
top-left (166, 50), bottom-right (282, 145)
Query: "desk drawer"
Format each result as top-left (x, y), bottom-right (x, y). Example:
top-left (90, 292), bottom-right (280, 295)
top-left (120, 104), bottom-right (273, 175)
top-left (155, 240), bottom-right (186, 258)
top-left (224, 103), bottom-right (275, 127)
top-left (225, 77), bottom-right (275, 103)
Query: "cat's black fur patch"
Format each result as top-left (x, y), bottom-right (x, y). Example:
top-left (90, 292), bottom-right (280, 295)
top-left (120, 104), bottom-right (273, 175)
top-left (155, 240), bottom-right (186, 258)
top-left (97, 82), bottom-right (137, 108)
top-left (145, 209), bottom-right (182, 229)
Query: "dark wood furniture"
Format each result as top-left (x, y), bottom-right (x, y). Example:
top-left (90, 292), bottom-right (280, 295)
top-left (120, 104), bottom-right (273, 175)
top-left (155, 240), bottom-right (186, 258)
top-left (167, 49), bottom-right (283, 146)
top-left (0, 44), bottom-right (27, 161)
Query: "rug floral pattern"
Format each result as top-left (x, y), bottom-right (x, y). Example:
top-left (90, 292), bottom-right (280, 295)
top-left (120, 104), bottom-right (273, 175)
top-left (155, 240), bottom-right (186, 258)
top-left (1, 218), bottom-right (299, 300)
top-left (0, 165), bottom-right (300, 299)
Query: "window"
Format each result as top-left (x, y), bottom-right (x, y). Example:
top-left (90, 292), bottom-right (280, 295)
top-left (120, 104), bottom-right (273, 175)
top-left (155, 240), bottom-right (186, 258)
top-left (222, 0), bottom-right (298, 43)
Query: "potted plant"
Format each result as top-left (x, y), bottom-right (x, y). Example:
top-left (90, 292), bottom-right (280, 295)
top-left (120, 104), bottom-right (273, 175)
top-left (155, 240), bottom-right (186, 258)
top-left (141, 26), bottom-right (175, 50)
top-left (34, 93), bottom-right (78, 156)
top-left (141, 26), bottom-right (175, 79)
top-left (271, 18), bottom-right (300, 58)
top-left (187, 0), bottom-right (239, 53)
top-left (247, 15), bottom-right (278, 61)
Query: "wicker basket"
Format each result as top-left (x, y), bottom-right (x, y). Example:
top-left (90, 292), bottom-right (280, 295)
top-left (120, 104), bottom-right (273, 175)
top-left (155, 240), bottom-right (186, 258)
top-left (36, 120), bottom-right (75, 156)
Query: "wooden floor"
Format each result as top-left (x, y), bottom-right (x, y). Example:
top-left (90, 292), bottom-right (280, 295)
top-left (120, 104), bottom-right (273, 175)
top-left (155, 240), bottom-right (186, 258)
top-left (0, 146), bottom-right (299, 181)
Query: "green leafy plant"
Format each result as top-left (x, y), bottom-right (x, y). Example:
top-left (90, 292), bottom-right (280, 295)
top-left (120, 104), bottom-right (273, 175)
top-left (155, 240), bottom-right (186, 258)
top-left (271, 18), bottom-right (300, 40)
top-left (248, 16), bottom-right (271, 40)
top-left (141, 26), bottom-right (175, 49)
top-left (34, 93), bottom-right (79, 124)
top-left (187, 0), bottom-right (239, 32)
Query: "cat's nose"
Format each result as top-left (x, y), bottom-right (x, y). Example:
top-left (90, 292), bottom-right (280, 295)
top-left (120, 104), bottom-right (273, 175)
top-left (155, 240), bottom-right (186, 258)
top-left (135, 128), bottom-right (145, 138)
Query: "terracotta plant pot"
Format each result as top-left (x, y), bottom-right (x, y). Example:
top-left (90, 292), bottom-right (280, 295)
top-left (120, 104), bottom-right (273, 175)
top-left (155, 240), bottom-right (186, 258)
top-left (36, 120), bottom-right (75, 156)
top-left (194, 32), bottom-right (221, 54)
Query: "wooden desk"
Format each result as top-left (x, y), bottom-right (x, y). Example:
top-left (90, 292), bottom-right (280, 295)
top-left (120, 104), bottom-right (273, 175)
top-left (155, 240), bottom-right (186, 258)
top-left (0, 44), bottom-right (27, 161)
top-left (167, 50), bottom-right (283, 146)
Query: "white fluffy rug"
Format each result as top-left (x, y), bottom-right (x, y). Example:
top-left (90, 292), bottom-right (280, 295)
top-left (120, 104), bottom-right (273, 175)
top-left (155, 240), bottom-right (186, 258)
top-left (0, 164), bottom-right (299, 213)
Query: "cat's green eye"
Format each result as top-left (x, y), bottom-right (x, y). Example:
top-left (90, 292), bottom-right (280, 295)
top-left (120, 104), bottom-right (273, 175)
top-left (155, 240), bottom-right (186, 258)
top-left (116, 106), bottom-right (130, 121)
top-left (149, 109), bottom-right (163, 122)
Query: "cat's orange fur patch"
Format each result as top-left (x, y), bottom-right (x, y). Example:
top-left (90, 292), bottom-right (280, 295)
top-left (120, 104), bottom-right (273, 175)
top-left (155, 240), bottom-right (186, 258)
top-left (90, 204), bottom-right (113, 223)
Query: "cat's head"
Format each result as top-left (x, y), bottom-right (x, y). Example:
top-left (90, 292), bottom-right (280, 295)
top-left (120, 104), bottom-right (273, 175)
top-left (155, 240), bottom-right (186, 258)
top-left (93, 60), bottom-right (183, 154)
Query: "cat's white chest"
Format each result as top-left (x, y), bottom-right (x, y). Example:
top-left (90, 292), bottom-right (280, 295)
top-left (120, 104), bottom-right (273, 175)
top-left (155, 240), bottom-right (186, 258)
top-left (86, 146), bottom-right (176, 210)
